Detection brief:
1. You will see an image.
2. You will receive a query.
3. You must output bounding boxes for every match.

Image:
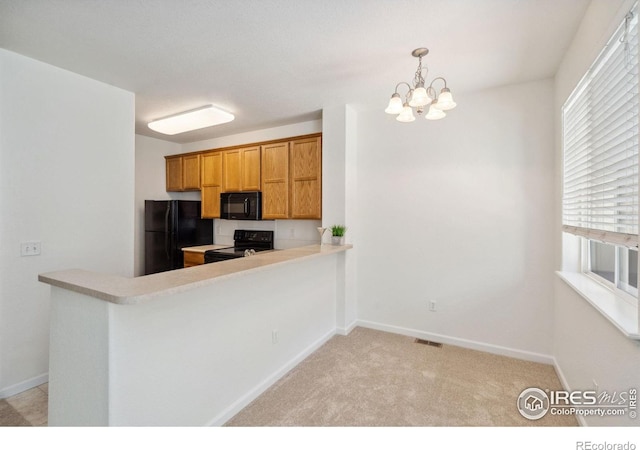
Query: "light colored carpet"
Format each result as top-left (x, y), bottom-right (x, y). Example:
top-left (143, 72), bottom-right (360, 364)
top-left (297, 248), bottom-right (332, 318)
top-left (226, 327), bottom-right (577, 426)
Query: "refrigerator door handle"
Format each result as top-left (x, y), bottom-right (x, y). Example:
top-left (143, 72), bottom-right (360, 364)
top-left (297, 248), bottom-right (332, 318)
top-left (165, 202), bottom-right (171, 259)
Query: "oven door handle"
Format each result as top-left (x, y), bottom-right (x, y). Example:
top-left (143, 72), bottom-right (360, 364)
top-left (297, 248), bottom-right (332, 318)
top-left (244, 198), bottom-right (249, 216)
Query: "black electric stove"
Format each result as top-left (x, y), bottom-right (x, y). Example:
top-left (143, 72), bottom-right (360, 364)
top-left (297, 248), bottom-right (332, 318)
top-left (204, 230), bottom-right (274, 263)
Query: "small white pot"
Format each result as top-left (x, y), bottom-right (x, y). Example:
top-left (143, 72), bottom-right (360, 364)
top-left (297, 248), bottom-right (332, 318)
top-left (331, 236), bottom-right (345, 245)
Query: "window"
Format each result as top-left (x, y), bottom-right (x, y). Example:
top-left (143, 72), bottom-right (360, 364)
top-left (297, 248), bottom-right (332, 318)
top-left (562, 5), bottom-right (639, 306)
top-left (585, 239), bottom-right (638, 300)
top-left (588, 240), bottom-right (615, 284)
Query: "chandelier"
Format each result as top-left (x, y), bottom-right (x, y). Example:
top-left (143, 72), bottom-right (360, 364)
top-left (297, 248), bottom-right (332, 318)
top-left (385, 47), bottom-right (457, 122)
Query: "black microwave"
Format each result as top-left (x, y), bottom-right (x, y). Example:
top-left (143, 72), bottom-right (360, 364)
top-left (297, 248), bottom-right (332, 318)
top-left (220, 191), bottom-right (262, 220)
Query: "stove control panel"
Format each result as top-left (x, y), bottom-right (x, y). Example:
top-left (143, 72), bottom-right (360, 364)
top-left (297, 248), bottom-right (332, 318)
top-left (233, 230), bottom-right (274, 247)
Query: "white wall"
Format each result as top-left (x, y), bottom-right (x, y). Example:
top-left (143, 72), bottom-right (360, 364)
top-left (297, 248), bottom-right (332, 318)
top-left (553, 0), bottom-right (640, 426)
top-left (0, 49), bottom-right (135, 397)
top-left (323, 105), bottom-right (358, 332)
top-left (355, 79), bottom-right (556, 361)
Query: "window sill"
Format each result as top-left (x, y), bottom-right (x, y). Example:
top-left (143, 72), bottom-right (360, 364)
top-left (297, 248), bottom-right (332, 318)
top-left (556, 271), bottom-right (639, 340)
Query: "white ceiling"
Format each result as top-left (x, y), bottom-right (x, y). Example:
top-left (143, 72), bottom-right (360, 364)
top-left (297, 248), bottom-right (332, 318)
top-left (0, 0), bottom-right (590, 143)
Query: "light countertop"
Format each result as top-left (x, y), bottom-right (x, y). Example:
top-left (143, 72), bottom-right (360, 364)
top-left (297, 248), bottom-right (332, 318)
top-left (39, 244), bottom-right (352, 305)
top-left (181, 244), bottom-right (231, 253)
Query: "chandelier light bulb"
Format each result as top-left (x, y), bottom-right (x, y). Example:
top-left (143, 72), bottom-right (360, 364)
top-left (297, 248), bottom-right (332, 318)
top-left (434, 88), bottom-right (457, 111)
top-left (385, 93), bottom-right (404, 115)
top-left (397, 104), bottom-right (416, 122)
top-left (409, 86), bottom-right (430, 108)
top-left (425, 102), bottom-right (446, 120)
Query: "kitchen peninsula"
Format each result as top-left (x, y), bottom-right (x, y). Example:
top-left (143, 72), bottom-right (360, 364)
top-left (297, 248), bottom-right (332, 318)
top-left (39, 244), bottom-right (352, 426)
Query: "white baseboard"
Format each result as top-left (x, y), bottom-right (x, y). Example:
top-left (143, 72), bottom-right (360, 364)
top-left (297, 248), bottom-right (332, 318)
top-left (0, 373), bottom-right (49, 399)
top-left (208, 328), bottom-right (336, 426)
top-left (552, 357), bottom-right (587, 427)
top-left (335, 319), bottom-right (358, 336)
top-left (356, 320), bottom-right (555, 365)
top-left (552, 356), bottom-right (572, 393)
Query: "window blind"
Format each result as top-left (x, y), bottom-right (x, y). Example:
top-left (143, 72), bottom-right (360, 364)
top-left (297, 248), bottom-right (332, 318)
top-left (562, 5), bottom-right (639, 248)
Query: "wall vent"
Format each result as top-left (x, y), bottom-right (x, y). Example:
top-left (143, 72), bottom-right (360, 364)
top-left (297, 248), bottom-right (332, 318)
top-left (414, 338), bottom-right (443, 348)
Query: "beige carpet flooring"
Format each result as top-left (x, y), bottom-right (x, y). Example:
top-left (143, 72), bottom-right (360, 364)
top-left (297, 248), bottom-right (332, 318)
top-left (226, 327), bottom-right (578, 426)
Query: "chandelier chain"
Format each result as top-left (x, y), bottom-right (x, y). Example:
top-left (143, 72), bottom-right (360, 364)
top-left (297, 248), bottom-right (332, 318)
top-left (413, 56), bottom-right (427, 88)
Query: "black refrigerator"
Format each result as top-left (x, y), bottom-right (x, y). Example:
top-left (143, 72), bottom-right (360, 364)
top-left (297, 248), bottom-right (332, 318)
top-left (144, 200), bottom-right (213, 275)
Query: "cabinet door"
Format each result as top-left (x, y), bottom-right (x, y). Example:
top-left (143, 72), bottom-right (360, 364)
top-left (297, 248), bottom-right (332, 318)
top-left (183, 251), bottom-right (204, 268)
top-left (182, 154), bottom-right (201, 190)
top-left (222, 149), bottom-right (242, 192)
top-left (290, 137), bottom-right (321, 219)
top-left (166, 156), bottom-right (183, 191)
top-left (201, 152), bottom-right (223, 218)
top-left (261, 142), bottom-right (289, 219)
top-left (241, 146), bottom-right (261, 191)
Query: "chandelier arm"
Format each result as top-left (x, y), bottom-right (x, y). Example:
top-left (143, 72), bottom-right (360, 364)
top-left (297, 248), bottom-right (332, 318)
top-left (394, 81), bottom-right (414, 103)
top-left (394, 81), bottom-right (413, 94)
top-left (428, 77), bottom-right (448, 89)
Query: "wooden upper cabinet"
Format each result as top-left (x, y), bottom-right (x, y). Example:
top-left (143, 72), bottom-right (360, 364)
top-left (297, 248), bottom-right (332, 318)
top-left (201, 151), bottom-right (223, 218)
top-left (290, 137), bottom-right (321, 219)
top-left (182, 154), bottom-right (201, 190)
top-left (222, 149), bottom-right (241, 192)
top-left (222, 146), bottom-right (261, 192)
top-left (242, 146), bottom-right (261, 191)
top-left (166, 154), bottom-right (200, 192)
top-left (166, 156), bottom-right (183, 191)
top-left (261, 142), bottom-right (290, 219)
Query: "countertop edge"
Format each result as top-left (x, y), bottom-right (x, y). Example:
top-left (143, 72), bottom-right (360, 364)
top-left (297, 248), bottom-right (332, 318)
top-left (39, 244), bottom-right (353, 305)
top-left (181, 244), bottom-right (231, 253)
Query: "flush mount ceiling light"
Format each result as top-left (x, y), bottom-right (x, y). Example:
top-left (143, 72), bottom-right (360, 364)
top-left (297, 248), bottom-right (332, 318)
top-left (385, 47), bottom-right (457, 122)
top-left (148, 105), bottom-right (235, 135)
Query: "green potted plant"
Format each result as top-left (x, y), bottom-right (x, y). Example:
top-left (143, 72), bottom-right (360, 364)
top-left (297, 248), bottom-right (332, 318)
top-left (330, 225), bottom-right (347, 245)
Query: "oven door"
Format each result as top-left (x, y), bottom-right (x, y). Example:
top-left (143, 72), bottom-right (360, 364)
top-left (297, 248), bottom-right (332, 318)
top-left (220, 192), bottom-right (262, 220)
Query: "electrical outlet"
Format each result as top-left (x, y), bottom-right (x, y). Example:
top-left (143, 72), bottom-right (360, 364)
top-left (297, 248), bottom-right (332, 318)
top-left (429, 300), bottom-right (437, 312)
top-left (272, 329), bottom-right (279, 344)
top-left (20, 241), bottom-right (41, 257)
